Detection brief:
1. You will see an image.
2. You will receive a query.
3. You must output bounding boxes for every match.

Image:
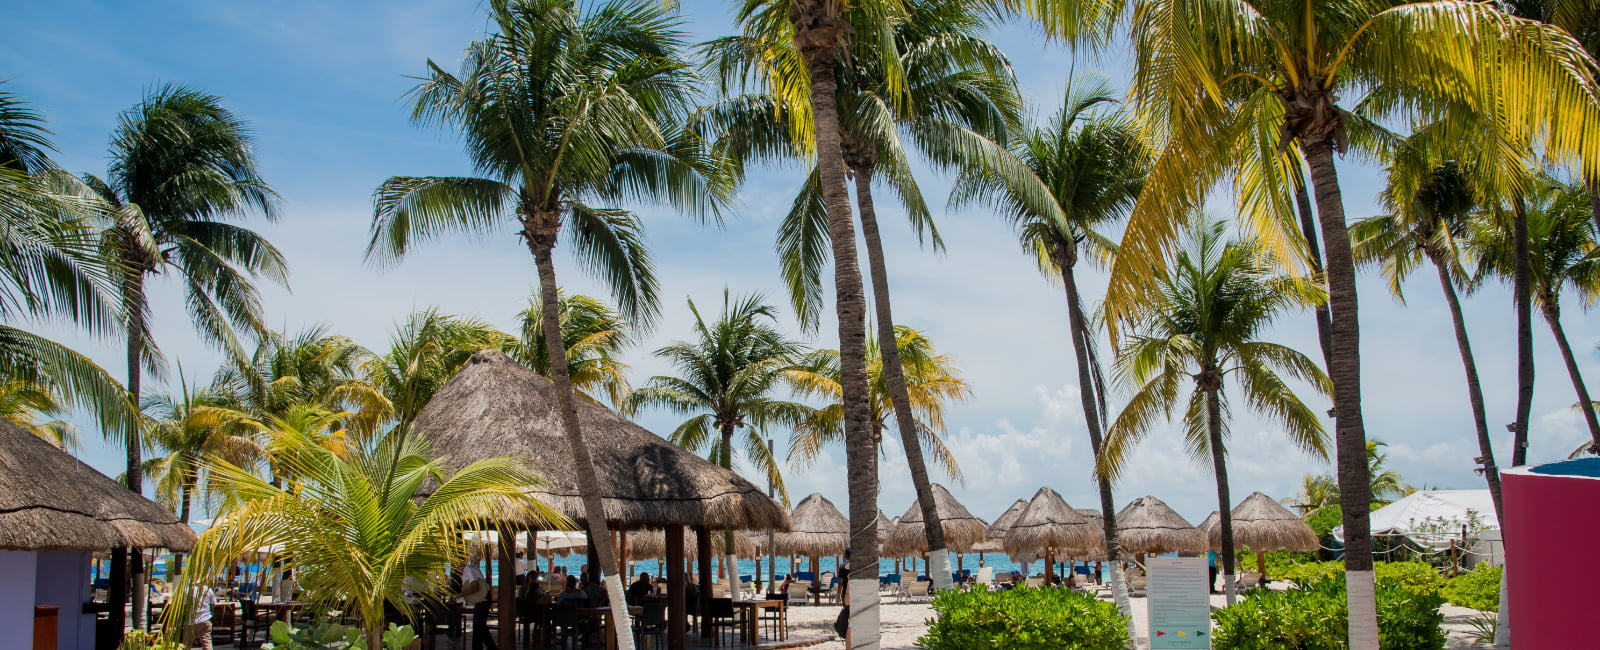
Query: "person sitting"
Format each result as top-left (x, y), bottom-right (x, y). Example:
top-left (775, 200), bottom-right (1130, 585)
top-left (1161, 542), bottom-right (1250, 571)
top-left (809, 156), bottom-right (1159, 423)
top-left (582, 572), bottom-right (607, 605)
top-left (627, 572), bottom-right (655, 605)
top-left (556, 575), bottom-right (587, 604)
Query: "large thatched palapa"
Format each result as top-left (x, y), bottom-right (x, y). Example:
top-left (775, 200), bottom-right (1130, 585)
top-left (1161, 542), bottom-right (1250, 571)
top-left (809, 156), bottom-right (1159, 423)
top-left (0, 418), bottom-right (196, 552)
top-left (774, 493), bottom-right (849, 556)
top-left (413, 350), bottom-right (789, 531)
top-left (1214, 492), bottom-right (1318, 552)
top-left (1198, 511), bottom-right (1220, 540)
top-left (1073, 508), bottom-right (1109, 560)
top-left (883, 484), bottom-right (989, 555)
top-left (985, 499), bottom-right (1029, 541)
top-left (1117, 496), bottom-right (1208, 555)
top-left (1002, 487), bottom-right (1099, 556)
top-left (875, 510), bottom-right (895, 543)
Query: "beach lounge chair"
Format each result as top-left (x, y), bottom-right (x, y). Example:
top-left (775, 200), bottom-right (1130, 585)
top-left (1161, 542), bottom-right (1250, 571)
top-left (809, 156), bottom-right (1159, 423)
top-left (900, 580), bottom-right (932, 604)
top-left (1237, 573), bottom-right (1263, 592)
top-left (1128, 575), bottom-right (1148, 597)
top-left (1024, 577), bottom-right (1044, 589)
top-left (786, 582), bottom-right (810, 605)
top-left (898, 571), bottom-right (917, 596)
top-left (973, 567), bottom-right (993, 590)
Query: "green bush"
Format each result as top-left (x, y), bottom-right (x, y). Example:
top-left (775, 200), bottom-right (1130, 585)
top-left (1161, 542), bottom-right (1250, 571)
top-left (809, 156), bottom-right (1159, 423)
top-left (916, 585), bottom-right (1128, 649)
top-left (262, 621), bottom-right (418, 650)
top-left (1443, 564), bottom-right (1503, 612)
top-left (1374, 561), bottom-right (1445, 597)
top-left (1304, 506), bottom-right (1344, 538)
top-left (1211, 574), bottom-right (1446, 650)
top-left (1274, 561), bottom-right (1344, 585)
top-left (117, 631), bottom-right (184, 650)
top-left (1237, 550), bottom-right (1320, 576)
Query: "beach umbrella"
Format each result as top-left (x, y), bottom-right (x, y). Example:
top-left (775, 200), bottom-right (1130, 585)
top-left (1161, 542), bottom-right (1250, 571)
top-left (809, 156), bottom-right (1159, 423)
top-left (1073, 509), bottom-right (1110, 562)
top-left (1116, 496), bottom-right (1209, 555)
top-left (985, 499), bottom-right (1029, 541)
top-left (627, 528), bottom-right (759, 561)
top-left (1002, 487), bottom-right (1099, 585)
top-left (1197, 511), bottom-right (1221, 544)
top-left (1214, 492), bottom-right (1319, 581)
top-left (773, 494), bottom-right (849, 557)
top-left (875, 510), bottom-right (895, 543)
top-left (883, 484), bottom-right (989, 557)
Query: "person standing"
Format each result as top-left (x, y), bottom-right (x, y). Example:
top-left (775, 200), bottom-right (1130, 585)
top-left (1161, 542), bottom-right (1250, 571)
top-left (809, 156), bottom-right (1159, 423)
top-left (457, 551), bottom-right (495, 650)
top-left (184, 580), bottom-right (218, 650)
top-left (1207, 552), bottom-right (1220, 594)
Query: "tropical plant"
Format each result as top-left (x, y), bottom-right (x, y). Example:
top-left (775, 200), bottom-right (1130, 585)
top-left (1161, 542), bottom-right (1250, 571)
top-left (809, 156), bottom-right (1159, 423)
top-left (916, 585), bottom-right (1129, 650)
top-left (511, 293), bottom-right (631, 409)
top-left (1366, 441), bottom-right (1408, 505)
top-left (949, 77), bottom-right (1148, 629)
top-left (0, 379), bottom-right (79, 451)
top-left (141, 377), bottom-right (264, 525)
top-left (1104, 218), bottom-right (1331, 605)
top-left (786, 325), bottom-right (969, 480)
top-left (1210, 574), bottom-right (1446, 650)
top-left (361, 309), bottom-right (512, 430)
top-left (167, 426), bottom-right (568, 650)
top-left (1285, 474), bottom-right (1340, 515)
top-left (1443, 564), bottom-right (1503, 612)
top-left (213, 326), bottom-right (382, 434)
top-left (368, 1), bottom-right (729, 638)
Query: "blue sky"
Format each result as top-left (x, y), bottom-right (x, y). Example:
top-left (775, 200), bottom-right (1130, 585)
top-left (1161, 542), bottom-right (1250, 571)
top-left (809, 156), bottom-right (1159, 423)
top-left (7, 0), bottom-right (1598, 526)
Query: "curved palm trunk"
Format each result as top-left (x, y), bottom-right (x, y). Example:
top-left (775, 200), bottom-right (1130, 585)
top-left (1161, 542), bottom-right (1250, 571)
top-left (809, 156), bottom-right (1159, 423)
top-left (114, 271), bottom-right (148, 638)
top-left (1512, 196), bottom-right (1535, 467)
top-left (1427, 253), bottom-right (1506, 528)
top-left (1205, 386), bottom-right (1238, 605)
top-left (528, 232), bottom-right (634, 648)
top-left (1302, 140), bottom-right (1378, 649)
top-left (798, 38), bottom-right (881, 649)
top-left (1295, 184), bottom-right (1334, 370)
top-left (852, 167), bottom-right (952, 591)
top-left (1542, 304), bottom-right (1600, 450)
top-left (1059, 262), bottom-right (1134, 640)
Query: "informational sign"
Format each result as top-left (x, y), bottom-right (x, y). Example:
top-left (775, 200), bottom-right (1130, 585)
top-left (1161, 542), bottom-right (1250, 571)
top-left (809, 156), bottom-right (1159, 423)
top-left (1147, 557), bottom-right (1212, 649)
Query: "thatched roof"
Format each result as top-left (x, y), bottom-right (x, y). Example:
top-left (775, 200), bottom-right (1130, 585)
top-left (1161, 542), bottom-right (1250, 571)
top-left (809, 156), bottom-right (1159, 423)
top-left (0, 418), bottom-right (196, 552)
top-left (883, 484), bottom-right (989, 555)
top-left (412, 351), bottom-right (789, 531)
top-left (875, 510), bottom-right (895, 543)
top-left (985, 499), bottom-right (1029, 540)
top-left (1073, 508), bottom-right (1109, 560)
top-left (1116, 496), bottom-right (1208, 555)
top-left (1197, 511), bottom-right (1221, 552)
top-left (625, 528), bottom-right (759, 561)
top-left (774, 493), bottom-right (848, 557)
top-left (1214, 492), bottom-right (1318, 553)
top-left (1002, 487), bottom-right (1099, 556)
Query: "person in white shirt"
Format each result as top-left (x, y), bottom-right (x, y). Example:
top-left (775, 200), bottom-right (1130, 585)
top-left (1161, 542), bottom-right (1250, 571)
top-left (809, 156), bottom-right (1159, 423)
top-left (456, 551), bottom-right (495, 650)
top-left (185, 581), bottom-right (218, 650)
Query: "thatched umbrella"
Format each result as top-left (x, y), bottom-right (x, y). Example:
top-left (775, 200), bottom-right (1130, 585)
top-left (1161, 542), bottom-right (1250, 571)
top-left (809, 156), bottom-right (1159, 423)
top-left (1074, 509), bottom-right (1109, 562)
top-left (985, 499), bottom-right (1029, 542)
top-left (774, 493), bottom-right (849, 557)
top-left (883, 484), bottom-right (989, 557)
top-left (412, 350), bottom-right (789, 531)
top-left (1116, 496), bottom-right (1209, 555)
top-left (1002, 487), bottom-right (1098, 585)
top-left (628, 528), bottom-right (759, 561)
top-left (1215, 492), bottom-right (1319, 581)
top-left (875, 510), bottom-right (895, 543)
top-left (0, 418), bottom-right (195, 552)
top-left (1197, 511), bottom-right (1221, 547)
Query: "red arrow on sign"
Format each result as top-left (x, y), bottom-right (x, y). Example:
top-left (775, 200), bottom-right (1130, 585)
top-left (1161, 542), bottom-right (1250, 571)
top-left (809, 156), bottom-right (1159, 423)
top-left (1155, 631), bottom-right (1167, 637)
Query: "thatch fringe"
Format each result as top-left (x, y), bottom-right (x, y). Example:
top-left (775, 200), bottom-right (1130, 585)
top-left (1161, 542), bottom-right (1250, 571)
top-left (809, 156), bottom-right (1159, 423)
top-left (626, 529), bottom-right (759, 561)
top-left (1116, 495), bottom-right (1208, 555)
top-left (883, 484), bottom-right (988, 555)
top-left (1002, 487), bottom-right (1098, 556)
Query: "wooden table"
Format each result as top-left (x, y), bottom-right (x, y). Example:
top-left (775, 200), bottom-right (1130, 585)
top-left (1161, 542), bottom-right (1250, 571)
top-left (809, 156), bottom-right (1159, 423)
top-left (733, 599), bottom-right (785, 644)
top-left (577, 606), bottom-right (644, 650)
top-left (259, 601), bottom-right (305, 624)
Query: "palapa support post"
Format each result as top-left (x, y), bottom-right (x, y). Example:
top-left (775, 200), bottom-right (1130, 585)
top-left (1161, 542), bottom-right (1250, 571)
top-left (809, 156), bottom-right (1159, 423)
top-left (1257, 550), bottom-right (1268, 583)
top-left (616, 530), bottom-right (627, 579)
top-left (695, 525), bottom-right (713, 637)
top-left (498, 525), bottom-right (517, 650)
top-left (810, 555), bottom-right (821, 605)
top-left (667, 525), bottom-right (686, 649)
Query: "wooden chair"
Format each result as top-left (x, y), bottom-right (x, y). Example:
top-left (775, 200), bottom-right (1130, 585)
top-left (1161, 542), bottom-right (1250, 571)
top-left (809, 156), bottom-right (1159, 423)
top-left (635, 599), bottom-right (668, 650)
top-left (705, 598), bottom-right (741, 647)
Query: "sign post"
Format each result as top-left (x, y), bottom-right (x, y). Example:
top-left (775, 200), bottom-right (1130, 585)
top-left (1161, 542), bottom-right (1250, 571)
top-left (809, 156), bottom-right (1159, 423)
top-left (1147, 557), bottom-right (1211, 649)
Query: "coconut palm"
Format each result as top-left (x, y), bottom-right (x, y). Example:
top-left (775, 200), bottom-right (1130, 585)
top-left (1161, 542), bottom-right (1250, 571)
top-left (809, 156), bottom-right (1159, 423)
top-left (1365, 441), bottom-right (1408, 505)
top-left (166, 425), bottom-right (569, 650)
top-left (0, 379), bottom-right (78, 452)
top-left (1285, 473), bottom-right (1340, 515)
top-left (1470, 176), bottom-right (1600, 454)
top-left (511, 293), bottom-right (632, 409)
top-left (948, 78), bottom-right (1147, 631)
top-left (368, 1), bottom-right (728, 636)
top-left (210, 326), bottom-right (388, 441)
top-left (1350, 151), bottom-right (1506, 524)
top-left (786, 325), bottom-right (968, 479)
top-left (362, 310), bottom-right (513, 431)
top-left (1007, 0), bottom-right (1600, 642)
top-left (1103, 218), bottom-right (1331, 605)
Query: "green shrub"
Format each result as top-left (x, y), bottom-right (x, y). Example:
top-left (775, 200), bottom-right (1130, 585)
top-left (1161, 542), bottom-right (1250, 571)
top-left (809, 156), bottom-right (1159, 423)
top-left (117, 631), bottom-right (184, 650)
top-left (1237, 550), bottom-right (1320, 576)
top-left (1274, 561), bottom-right (1344, 585)
top-left (1443, 564), bottom-right (1503, 612)
top-left (1374, 561), bottom-right (1445, 597)
top-left (262, 621), bottom-right (417, 650)
top-left (1304, 506), bottom-right (1344, 538)
top-left (916, 585), bottom-right (1128, 649)
top-left (1211, 574), bottom-right (1446, 650)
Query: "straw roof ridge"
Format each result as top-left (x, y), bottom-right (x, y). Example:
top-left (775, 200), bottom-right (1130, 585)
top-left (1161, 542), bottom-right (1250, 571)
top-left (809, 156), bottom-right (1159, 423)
top-left (0, 418), bottom-right (196, 552)
top-left (984, 499), bottom-right (1029, 540)
top-left (1210, 492), bottom-right (1318, 553)
top-left (1002, 487), bottom-right (1099, 556)
top-left (774, 493), bottom-right (849, 556)
top-left (412, 350), bottom-right (789, 532)
top-left (1115, 495), bottom-right (1208, 555)
top-left (883, 484), bottom-right (989, 555)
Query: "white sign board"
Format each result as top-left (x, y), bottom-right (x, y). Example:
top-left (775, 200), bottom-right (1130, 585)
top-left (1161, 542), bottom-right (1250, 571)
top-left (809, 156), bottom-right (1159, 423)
top-left (1147, 557), bottom-right (1211, 648)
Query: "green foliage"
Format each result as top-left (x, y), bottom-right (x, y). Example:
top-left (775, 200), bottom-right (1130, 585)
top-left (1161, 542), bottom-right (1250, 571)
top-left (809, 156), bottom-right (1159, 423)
top-left (117, 630), bottom-right (185, 650)
top-left (1375, 561), bottom-right (1446, 597)
top-left (1236, 550), bottom-right (1316, 575)
top-left (262, 621), bottom-right (417, 650)
top-left (916, 585), bottom-right (1128, 649)
top-left (1211, 574), bottom-right (1446, 650)
top-left (1272, 560), bottom-right (1345, 585)
top-left (1463, 611), bottom-right (1498, 644)
top-left (1304, 506), bottom-right (1343, 538)
top-left (1444, 564), bottom-right (1503, 612)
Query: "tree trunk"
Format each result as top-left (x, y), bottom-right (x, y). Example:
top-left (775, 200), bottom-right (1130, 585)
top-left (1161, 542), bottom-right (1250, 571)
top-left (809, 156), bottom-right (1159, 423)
top-left (1295, 183), bottom-right (1335, 371)
top-left (717, 421), bottom-right (739, 591)
top-left (1428, 252), bottom-right (1506, 528)
top-left (801, 37), bottom-right (880, 649)
top-left (1206, 385), bottom-right (1239, 605)
top-left (1060, 263), bottom-right (1135, 641)
top-left (1512, 196), bottom-right (1535, 467)
top-left (1543, 303), bottom-right (1600, 450)
top-left (1302, 139), bottom-right (1378, 649)
top-left (527, 233), bottom-right (634, 648)
top-left (852, 167), bottom-right (952, 592)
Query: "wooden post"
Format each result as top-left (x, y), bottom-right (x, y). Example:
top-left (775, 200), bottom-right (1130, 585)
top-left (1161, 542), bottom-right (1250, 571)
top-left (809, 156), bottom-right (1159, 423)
top-left (616, 530), bottom-right (628, 579)
top-left (1257, 551), bottom-right (1268, 583)
top-left (498, 525), bottom-right (517, 650)
top-left (695, 525), bottom-right (713, 638)
top-left (1044, 548), bottom-right (1055, 586)
top-left (810, 555), bottom-right (821, 605)
top-left (666, 525), bottom-right (686, 650)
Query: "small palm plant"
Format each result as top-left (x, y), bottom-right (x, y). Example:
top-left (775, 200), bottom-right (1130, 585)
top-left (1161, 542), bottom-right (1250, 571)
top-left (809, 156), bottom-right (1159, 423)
top-left (512, 293), bottom-right (632, 409)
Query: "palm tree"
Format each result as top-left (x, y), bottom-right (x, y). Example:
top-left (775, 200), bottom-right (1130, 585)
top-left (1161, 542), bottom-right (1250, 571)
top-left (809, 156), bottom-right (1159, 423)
top-left (1007, 1), bottom-right (1600, 642)
top-left (167, 426), bottom-right (569, 650)
top-left (363, 310), bottom-right (513, 431)
top-left (368, 2), bottom-right (728, 637)
top-left (1471, 176), bottom-right (1600, 454)
top-left (786, 325), bottom-right (968, 479)
top-left (0, 379), bottom-right (79, 452)
top-left (1365, 441), bottom-right (1408, 505)
top-left (511, 293), bottom-right (632, 409)
top-left (1350, 151), bottom-right (1506, 525)
top-left (1103, 218), bottom-right (1331, 605)
top-left (948, 78), bottom-right (1147, 633)
top-left (1284, 473), bottom-right (1340, 515)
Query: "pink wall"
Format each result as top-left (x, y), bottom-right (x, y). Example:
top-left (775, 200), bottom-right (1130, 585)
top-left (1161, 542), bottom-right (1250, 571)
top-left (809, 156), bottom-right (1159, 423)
top-left (1501, 459), bottom-right (1600, 648)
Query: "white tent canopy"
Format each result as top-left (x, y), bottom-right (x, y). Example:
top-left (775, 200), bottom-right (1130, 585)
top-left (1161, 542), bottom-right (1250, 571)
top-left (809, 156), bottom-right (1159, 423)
top-left (464, 530), bottom-right (588, 553)
top-left (1334, 490), bottom-right (1498, 549)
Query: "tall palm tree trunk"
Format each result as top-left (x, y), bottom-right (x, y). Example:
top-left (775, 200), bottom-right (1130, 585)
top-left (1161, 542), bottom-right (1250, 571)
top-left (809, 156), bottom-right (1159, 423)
top-left (1512, 197), bottom-right (1535, 467)
top-left (1428, 253), bottom-right (1505, 528)
top-left (1542, 305), bottom-right (1600, 450)
top-left (798, 38), bottom-right (881, 648)
top-left (1205, 384), bottom-right (1238, 605)
top-left (527, 229), bottom-right (635, 648)
top-left (1059, 262), bottom-right (1134, 640)
top-left (1302, 140), bottom-right (1378, 649)
top-left (718, 421), bottom-right (740, 584)
top-left (114, 272), bottom-right (148, 638)
top-left (852, 166), bottom-right (952, 591)
top-left (1295, 184), bottom-right (1334, 369)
